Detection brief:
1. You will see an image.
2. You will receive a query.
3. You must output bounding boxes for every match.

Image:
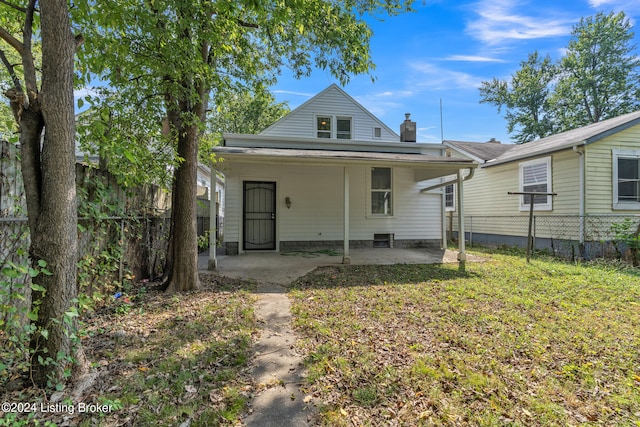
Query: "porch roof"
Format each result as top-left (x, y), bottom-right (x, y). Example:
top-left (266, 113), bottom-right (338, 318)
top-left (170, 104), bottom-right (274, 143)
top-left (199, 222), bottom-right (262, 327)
top-left (212, 146), bottom-right (476, 181)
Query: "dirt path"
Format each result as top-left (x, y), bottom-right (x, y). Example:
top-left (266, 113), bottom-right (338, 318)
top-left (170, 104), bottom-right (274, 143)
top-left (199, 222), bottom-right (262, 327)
top-left (244, 282), bottom-right (315, 426)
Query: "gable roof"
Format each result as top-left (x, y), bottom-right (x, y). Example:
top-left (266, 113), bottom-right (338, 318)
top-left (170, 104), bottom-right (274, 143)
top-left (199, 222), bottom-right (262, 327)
top-left (260, 83), bottom-right (399, 140)
top-left (485, 110), bottom-right (640, 167)
top-left (444, 139), bottom-right (514, 163)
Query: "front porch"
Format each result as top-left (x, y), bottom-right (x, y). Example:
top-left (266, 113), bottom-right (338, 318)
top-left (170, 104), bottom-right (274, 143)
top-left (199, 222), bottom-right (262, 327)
top-left (198, 247), bottom-right (470, 285)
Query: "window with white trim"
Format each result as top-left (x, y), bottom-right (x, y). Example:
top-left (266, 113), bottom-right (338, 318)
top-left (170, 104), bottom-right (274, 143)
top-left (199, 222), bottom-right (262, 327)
top-left (445, 184), bottom-right (455, 211)
top-left (519, 157), bottom-right (552, 210)
top-left (316, 116), bottom-right (331, 138)
top-left (371, 167), bottom-right (392, 215)
top-left (613, 150), bottom-right (640, 209)
top-left (315, 115), bottom-right (352, 139)
top-left (336, 117), bottom-right (352, 139)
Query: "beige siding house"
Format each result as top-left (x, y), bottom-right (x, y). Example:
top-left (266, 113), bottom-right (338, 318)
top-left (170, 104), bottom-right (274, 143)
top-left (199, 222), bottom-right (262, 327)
top-left (445, 111), bottom-right (640, 257)
top-left (210, 84), bottom-right (476, 265)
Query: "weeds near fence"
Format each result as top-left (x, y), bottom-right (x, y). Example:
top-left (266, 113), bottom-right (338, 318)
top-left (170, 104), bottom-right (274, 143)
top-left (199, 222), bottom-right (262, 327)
top-left (610, 218), bottom-right (640, 266)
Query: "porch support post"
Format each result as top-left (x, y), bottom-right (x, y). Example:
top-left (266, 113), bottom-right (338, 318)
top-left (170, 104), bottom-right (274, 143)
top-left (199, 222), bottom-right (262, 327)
top-left (208, 166), bottom-right (217, 270)
top-left (343, 166), bottom-right (351, 264)
top-left (457, 169), bottom-right (467, 262)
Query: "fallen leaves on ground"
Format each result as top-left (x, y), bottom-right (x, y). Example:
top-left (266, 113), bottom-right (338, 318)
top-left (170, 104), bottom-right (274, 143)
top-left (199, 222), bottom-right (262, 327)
top-left (289, 255), bottom-right (640, 426)
top-left (2, 273), bottom-right (258, 427)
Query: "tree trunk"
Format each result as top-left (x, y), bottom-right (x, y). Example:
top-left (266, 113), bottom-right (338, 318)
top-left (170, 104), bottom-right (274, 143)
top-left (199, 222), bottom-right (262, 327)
top-left (28, 0), bottom-right (80, 387)
top-left (164, 123), bottom-right (200, 292)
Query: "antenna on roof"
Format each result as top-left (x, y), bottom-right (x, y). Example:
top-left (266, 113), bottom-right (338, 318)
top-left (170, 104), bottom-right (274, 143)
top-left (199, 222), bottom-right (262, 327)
top-left (440, 98), bottom-right (444, 142)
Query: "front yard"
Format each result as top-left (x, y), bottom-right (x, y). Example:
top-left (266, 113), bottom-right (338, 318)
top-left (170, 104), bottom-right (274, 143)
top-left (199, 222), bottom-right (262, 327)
top-left (289, 249), bottom-right (640, 426)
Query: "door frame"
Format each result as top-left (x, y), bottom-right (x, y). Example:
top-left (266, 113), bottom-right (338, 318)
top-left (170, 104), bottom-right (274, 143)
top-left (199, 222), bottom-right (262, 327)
top-left (242, 180), bottom-right (277, 251)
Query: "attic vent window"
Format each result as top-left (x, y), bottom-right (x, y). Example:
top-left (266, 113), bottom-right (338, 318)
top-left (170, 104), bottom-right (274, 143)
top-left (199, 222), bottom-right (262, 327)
top-left (317, 116), bottom-right (331, 138)
top-left (316, 115), bottom-right (352, 139)
top-left (373, 127), bottom-right (381, 138)
top-left (337, 117), bottom-right (352, 139)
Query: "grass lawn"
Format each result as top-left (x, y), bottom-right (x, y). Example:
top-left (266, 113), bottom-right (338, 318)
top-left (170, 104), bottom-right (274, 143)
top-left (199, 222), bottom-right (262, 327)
top-left (82, 273), bottom-right (258, 427)
top-left (1, 273), bottom-right (258, 427)
top-left (289, 249), bottom-right (640, 426)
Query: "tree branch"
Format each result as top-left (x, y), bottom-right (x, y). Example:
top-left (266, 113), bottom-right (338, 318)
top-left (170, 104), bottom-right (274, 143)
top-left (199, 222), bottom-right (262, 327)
top-left (236, 18), bottom-right (258, 29)
top-left (0, 26), bottom-right (24, 54)
top-left (22, 0), bottom-right (38, 103)
top-left (0, 47), bottom-right (23, 91)
top-left (0, 0), bottom-right (30, 13)
top-left (75, 33), bottom-right (84, 49)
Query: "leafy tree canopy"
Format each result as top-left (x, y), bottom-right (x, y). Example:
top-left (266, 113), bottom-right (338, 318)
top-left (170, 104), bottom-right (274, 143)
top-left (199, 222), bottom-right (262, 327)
top-left (202, 88), bottom-right (289, 162)
top-left (74, 0), bottom-right (413, 292)
top-left (480, 11), bottom-right (640, 144)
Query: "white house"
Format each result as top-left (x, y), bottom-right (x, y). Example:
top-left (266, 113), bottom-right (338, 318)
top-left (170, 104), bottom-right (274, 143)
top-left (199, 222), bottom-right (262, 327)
top-left (209, 84), bottom-right (476, 267)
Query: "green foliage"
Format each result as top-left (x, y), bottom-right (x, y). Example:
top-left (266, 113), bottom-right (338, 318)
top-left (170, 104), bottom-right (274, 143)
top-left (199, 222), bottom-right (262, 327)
top-left (0, 258), bottom-right (58, 389)
top-left (76, 89), bottom-right (177, 189)
top-left (610, 218), bottom-right (640, 266)
top-left (196, 230), bottom-right (210, 251)
top-left (73, 0), bottom-right (413, 292)
top-left (480, 11), bottom-right (640, 143)
top-left (555, 12), bottom-right (640, 126)
top-left (76, 172), bottom-right (138, 312)
top-left (479, 52), bottom-right (557, 143)
top-left (202, 87), bottom-right (290, 162)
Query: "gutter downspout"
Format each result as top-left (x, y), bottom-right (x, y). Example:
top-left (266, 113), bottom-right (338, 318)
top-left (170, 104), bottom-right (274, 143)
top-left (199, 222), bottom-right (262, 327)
top-left (573, 144), bottom-right (585, 245)
top-left (419, 166), bottom-right (476, 263)
top-left (419, 166), bottom-right (476, 193)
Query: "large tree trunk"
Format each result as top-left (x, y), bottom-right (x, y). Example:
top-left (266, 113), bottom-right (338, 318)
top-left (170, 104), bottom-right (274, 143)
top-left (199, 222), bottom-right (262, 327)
top-left (27, 0), bottom-right (80, 387)
top-left (164, 123), bottom-right (200, 293)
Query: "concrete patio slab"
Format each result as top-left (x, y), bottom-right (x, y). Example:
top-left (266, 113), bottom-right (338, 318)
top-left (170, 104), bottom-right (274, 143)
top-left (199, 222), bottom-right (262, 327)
top-left (198, 248), bottom-right (464, 284)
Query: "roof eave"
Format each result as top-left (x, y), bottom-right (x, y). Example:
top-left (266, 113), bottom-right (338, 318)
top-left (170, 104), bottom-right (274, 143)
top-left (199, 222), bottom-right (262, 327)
top-left (482, 142), bottom-right (586, 168)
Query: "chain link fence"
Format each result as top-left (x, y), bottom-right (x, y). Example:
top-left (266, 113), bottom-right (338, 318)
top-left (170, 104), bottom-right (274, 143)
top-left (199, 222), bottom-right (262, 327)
top-left (448, 214), bottom-right (640, 260)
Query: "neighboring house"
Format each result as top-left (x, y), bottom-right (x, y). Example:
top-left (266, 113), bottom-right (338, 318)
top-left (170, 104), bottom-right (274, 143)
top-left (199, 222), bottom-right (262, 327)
top-left (196, 163), bottom-right (224, 240)
top-left (445, 110), bottom-right (640, 257)
top-left (210, 84), bottom-right (475, 265)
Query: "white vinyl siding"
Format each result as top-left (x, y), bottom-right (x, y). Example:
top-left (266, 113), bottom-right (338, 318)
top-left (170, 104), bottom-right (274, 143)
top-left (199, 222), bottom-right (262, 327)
top-left (519, 157), bottom-right (552, 211)
top-left (260, 85), bottom-right (398, 141)
top-left (222, 163), bottom-right (442, 248)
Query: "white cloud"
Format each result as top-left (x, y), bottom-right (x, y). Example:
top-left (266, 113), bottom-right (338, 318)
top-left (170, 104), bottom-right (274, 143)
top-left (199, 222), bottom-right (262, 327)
top-left (372, 90), bottom-right (413, 98)
top-left (466, 0), bottom-right (573, 45)
top-left (410, 63), bottom-right (483, 89)
top-left (588, 0), bottom-right (640, 16)
top-left (272, 90), bottom-right (315, 98)
top-left (444, 55), bottom-right (507, 63)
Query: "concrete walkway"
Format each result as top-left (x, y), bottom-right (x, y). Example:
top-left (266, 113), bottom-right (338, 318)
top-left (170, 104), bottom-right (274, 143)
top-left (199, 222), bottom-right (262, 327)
top-left (197, 248), bottom-right (469, 426)
top-left (244, 281), bottom-right (313, 426)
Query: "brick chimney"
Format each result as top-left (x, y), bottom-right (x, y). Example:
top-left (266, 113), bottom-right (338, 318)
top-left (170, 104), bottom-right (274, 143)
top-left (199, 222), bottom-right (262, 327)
top-left (400, 113), bottom-right (416, 142)
top-left (487, 138), bottom-right (501, 144)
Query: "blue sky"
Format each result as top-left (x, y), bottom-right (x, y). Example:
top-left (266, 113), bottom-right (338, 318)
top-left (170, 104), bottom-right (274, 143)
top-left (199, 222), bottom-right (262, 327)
top-left (270, 0), bottom-right (640, 145)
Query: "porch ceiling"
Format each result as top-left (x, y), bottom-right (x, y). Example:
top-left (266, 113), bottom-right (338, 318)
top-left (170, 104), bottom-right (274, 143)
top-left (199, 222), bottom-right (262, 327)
top-left (212, 146), bottom-right (476, 181)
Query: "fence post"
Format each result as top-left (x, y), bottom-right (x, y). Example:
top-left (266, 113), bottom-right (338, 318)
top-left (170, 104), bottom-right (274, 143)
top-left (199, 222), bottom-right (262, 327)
top-left (118, 217), bottom-right (125, 285)
top-left (533, 215), bottom-right (536, 253)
